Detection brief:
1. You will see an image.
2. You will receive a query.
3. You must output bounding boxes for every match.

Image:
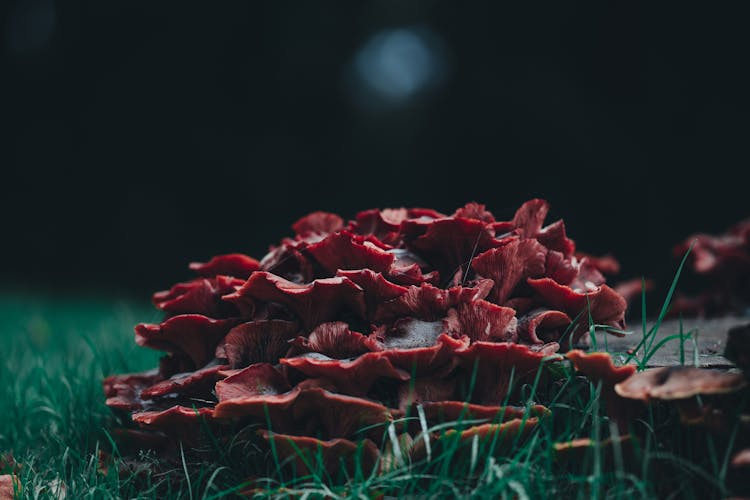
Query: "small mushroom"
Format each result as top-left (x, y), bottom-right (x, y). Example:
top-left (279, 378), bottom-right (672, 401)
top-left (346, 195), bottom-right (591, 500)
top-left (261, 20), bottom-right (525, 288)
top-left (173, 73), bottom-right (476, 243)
top-left (614, 367), bottom-right (747, 401)
top-left (731, 448), bottom-right (750, 468)
top-left (527, 277), bottom-right (627, 347)
top-left (614, 366), bottom-right (747, 429)
top-left (567, 350), bottom-right (638, 428)
top-left (335, 269), bottom-right (409, 319)
top-left (554, 435), bottom-right (634, 472)
top-left (410, 417), bottom-right (540, 463)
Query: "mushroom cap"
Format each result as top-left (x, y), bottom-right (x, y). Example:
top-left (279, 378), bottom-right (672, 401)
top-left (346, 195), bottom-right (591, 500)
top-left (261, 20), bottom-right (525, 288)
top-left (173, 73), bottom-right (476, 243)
top-left (135, 314), bottom-right (241, 369)
top-left (215, 384), bottom-right (393, 440)
top-left (188, 253), bottom-right (260, 279)
top-left (291, 211), bottom-right (344, 238)
top-left (373, 279), bottom-right (493, 323)
top-left (527, 277), bottom-right (627, 345)
top-left (614, 366), bottom-right (748, 401)
top-left (257, 430), bottom-right (379, 476)
top-left (442, 300), bottom-right (518, 343)
top-left (214, 363), bottom-right (291, 401)
top-left (217, 319), bottom-right (299, 369)
top-left (553, 435), bottom-right (634, 470)
top-left (223, 272), bottom-right (366, 330)
top-left (566, 350), bottom-right (635, 386)
top-left (132, 406), bottom-right (216, 444)
top-left (290, 321), bottom-right (377, 359)
top-left (280, 351), bottom-right (410, 395)
top-left (410, 417), bottom-right (540, 462)
top-left (140, 362), bottom-right (228, 400)
top-left (412, 401), bottom-right (549, 427)
top-left (305, 230), bottom-right (395, 275)
top-left (731, 448), bottom-right (750, 468)
top-left (471, 239), bottom-right (548, 304)
top-left (406, 217), bottom-right (504, 281)
top-left (518, 308), bottom-right (572, 345)
top-left (132, 405), bottom-right (214, 428)
top-left (152, 276), bottom-right (244, 317)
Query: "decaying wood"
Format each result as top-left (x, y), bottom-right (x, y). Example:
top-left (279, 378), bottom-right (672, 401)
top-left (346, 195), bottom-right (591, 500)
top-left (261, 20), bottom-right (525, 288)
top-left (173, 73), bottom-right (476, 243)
top-left (592, 315), bottom-right (750, 368)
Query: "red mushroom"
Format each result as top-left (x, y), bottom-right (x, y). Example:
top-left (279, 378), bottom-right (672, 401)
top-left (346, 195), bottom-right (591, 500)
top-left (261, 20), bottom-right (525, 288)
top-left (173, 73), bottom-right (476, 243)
top-left (258, 430), bottom-right (379, 476)
top-left (188, 253), bottom-right (260, 279)
top-left (224, 272), bottom-right (366, 330)
top-left (135, 314), bottom-right (241, 369)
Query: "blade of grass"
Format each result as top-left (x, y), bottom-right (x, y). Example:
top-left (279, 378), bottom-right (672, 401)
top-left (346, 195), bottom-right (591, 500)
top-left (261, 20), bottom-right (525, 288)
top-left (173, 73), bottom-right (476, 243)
top-left (626, 242), bottom-right (695, 368)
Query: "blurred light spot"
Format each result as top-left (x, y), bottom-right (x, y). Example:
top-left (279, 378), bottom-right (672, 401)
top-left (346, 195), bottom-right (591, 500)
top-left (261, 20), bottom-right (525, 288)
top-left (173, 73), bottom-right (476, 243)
top-left (350, 26), bottom-right (448, 107)
top-left (5, 0), bottom-right (57, 55)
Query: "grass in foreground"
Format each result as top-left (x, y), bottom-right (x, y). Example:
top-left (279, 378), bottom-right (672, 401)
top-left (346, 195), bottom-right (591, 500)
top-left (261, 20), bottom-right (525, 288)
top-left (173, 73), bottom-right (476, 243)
top-left (0, 288), bottom-right (747, 499)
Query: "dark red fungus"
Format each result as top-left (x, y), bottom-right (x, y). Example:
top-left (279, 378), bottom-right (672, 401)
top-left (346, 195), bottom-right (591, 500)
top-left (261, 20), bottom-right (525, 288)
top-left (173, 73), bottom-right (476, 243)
top-left (671, 218), bottom-right (750, 316)
top-left (290, 321), bottom-right (378, 359)
top-left (217, 319), bottom-right (299, 368)
top-left (518, 308), bottom-right (572, 345)
top-left (471, 239), bottom-right (547, 304)
top-left (292, 211), bottom-right (345, 237)
top-left (258, 430), bottom-right (379, 476)
top-left (152, 276), bottom-right (244, 318)
top-left (224, 272), bottom-right (365, 330)
top-left (408, 401), bottom-right (549, 430)
top-left (527, 278), bottom-right (626, 346)
top-left (216, 384), bottom-right (393, 441)
top-left (189, 254), bottom-right (260, 279)
top-left (104, 200), bottom-right (630, 474)
top-left (566, 350), bottom-right (639, 428)
top-left (135, 315), bottom-right (241, 369)
top-left (453, 341), bottom-right (559, 405)
top-left (280, 352), bottom-right (410, 396)
top-left (410, 417), bottom-right (541, 463)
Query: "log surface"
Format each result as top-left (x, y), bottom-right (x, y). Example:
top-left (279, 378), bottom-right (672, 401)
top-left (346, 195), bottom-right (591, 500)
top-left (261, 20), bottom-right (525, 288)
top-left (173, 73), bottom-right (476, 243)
top-left (592, 315), bottom-right (749, 367)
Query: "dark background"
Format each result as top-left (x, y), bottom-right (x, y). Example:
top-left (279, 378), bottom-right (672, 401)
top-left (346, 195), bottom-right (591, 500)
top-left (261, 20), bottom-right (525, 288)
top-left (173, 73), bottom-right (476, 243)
top-left (1, 1), bottom-right (748, 298)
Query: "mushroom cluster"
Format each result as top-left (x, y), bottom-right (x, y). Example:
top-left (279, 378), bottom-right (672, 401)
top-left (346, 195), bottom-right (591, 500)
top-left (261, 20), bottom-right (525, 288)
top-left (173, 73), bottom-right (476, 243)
top-left (104, 200), bottom-right (631, 474)
top-left (671, 218), bottom-right (750, 316)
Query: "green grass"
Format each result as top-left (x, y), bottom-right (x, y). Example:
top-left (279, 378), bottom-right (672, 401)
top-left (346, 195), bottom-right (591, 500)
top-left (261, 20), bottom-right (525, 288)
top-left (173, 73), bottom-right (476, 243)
top-left (0, 286), bottom-right (747, 499)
